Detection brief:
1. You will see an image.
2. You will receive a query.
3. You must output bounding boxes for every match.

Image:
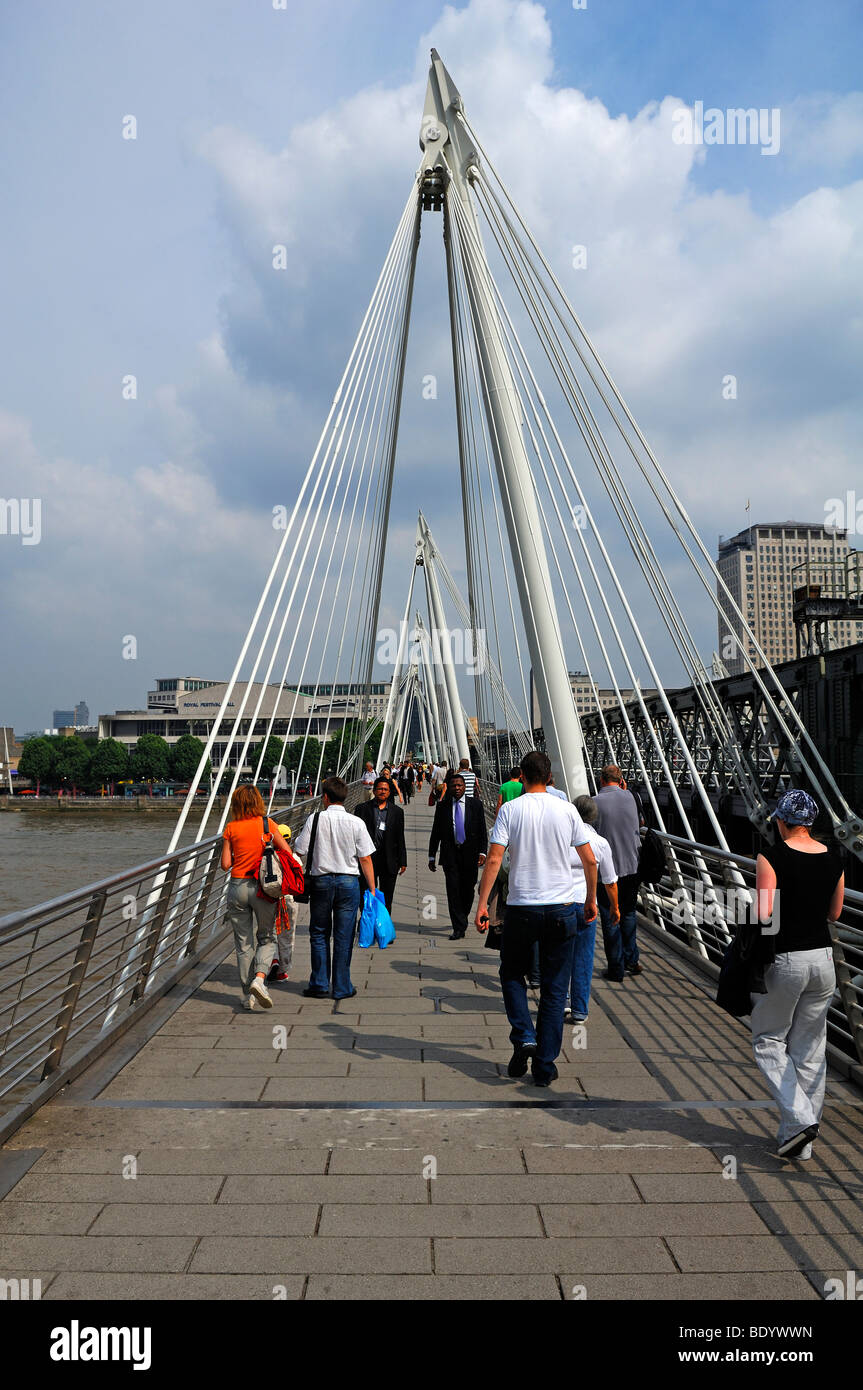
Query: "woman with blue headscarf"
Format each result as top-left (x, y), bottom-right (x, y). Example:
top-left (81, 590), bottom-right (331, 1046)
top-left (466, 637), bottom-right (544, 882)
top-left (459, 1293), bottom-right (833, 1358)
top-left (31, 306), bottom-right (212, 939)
top-left (752, 790), bottom-right (845, 1160)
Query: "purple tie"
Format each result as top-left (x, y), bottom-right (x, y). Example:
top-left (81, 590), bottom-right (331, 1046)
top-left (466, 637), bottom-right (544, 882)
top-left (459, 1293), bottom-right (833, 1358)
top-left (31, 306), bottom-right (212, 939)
top-left (454, 799), bottom-right (465, 846)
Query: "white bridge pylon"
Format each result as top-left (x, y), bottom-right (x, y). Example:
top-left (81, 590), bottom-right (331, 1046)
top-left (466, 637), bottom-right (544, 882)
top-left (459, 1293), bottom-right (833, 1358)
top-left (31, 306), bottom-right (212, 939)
top-left (156, 47), bottom-right (860, 877)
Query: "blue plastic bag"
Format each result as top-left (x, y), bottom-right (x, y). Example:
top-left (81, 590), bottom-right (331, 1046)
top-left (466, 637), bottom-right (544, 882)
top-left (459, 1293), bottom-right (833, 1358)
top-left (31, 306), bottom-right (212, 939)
top-left (373, 894), bottom-right (396, 949)
top-left (358, 889), bottom-right (377, 948)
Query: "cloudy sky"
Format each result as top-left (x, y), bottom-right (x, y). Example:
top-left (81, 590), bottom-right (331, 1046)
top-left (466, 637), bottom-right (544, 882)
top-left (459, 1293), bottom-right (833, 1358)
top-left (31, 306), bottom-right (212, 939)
top-left (1, 0), bottom-right (861, 733)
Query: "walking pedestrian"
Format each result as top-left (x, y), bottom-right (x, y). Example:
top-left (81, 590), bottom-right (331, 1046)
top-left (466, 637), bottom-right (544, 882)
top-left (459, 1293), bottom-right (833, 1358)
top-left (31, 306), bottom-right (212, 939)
top-left (494, 767), bottom-right (523, 815)
top-left (360, 761), bottom-right (377, 802)
top-left (566, 796), bottom-right (619, 1024)
top-left (594, 765), bottom-right (643, 981)
top-left (458, 756), bottom-right (479, 798)
top-left (267, 821), bottom-right (297, 984)
top-left (294, 776), bottom-right (376, 1000)
top-left (428, 773), bottom-right (488, 939)
top-left (221, 787), bottom-right (292, 1011)
top-left (354, 776), bottom-right (407, 913)
top-left (475, 751), bottom-right (597, 1087)
top-left (752, 789), bottom-right (844, 1159)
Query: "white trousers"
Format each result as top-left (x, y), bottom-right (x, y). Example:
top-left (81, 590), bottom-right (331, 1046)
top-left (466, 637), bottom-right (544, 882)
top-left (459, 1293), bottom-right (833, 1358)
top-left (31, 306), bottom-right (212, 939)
top-left (750, 947), bottom-right (836, 1143)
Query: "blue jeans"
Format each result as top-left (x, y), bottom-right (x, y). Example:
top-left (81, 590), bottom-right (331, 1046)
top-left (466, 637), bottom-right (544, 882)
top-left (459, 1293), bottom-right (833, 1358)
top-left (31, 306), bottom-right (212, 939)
top-left (308, 874), bottom-right (361, 998)
top-left (599, 874), bottom-right (639, 978)
top-left (499, 902), bottom-right (579, 1079)
top-left (568, 903), bottom-right (596, 1020)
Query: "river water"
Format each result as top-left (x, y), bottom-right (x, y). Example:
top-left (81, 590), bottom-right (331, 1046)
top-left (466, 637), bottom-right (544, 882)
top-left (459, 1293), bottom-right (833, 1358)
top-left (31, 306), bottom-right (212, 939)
top-left (0, 809), bottom-right (212, 917)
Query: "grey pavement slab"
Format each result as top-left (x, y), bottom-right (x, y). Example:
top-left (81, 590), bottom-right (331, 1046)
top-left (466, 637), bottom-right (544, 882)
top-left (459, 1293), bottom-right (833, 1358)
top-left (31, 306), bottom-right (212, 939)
top-left (752, 1200), bottom-right (863, 1235)
top-left (559, 1272), bottom-right (820, 1300)
top-left (0, 1235), bottom-right (196, 1272)
top-left (317, 1203), bottom-right (542, 1237)
top-left (428, 1174), bottom-right (640, 1203)
top-left (540, 1201), bottom-right (769, 1237)
top-left (190, 1237), bottom-right (433, 1274)
top-left (90, 1203), bottom-right (320, 1237)
top-left (5, 1175), bottom-right (222, 1204)
top-left (633, 1171), bottom-right (862, 1204)
top-left (523, 1145), bottom-right (724, 1174)
top-left (326, 1146), bottom-right (525, 1174)
top-left (44, 1273), bottom-right (307, 1300)
top-left (219, 1175), bottom-right (428, 1204)
top-left (305, 1274), bottom-right (561, 1299)
top-left (667, 1235), bottom-right (802, 1272)
top-left (434, 1236), bottom-right (675, 1274)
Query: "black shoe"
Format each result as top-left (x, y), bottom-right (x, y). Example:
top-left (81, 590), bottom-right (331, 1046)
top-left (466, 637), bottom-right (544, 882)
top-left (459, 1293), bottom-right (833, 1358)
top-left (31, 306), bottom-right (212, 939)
top-left (601, 969), bottom-right (625, 983)
top-left (507, 1044), bottom-right (537, 1078)
top-left (532, 1062), bottom-right (559, 1088)
top-left (334, 987), bottom-right (358, 1000)
top-left (777, 1124), bottom-right (819, 1159)
top-left (302, 987), bottom-right (329, 998)
top-left (626, 962), bottom-right (644, 976)
top-left (526, 978), bottom-right (541, 990)
top-left (448, 931), bottom-right (465, 940)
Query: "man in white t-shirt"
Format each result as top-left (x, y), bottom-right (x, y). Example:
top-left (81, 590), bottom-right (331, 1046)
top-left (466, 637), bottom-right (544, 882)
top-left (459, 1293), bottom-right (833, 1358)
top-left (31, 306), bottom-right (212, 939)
top-left (567, 795), bottom-right (620, 1025)
top-left (475, 751), bottom-right (598, 1087)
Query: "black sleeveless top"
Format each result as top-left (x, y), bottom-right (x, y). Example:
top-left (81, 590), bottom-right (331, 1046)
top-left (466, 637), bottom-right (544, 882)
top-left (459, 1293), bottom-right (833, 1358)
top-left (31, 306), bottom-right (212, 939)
top-left (760, 841), bottom-right (843, 952)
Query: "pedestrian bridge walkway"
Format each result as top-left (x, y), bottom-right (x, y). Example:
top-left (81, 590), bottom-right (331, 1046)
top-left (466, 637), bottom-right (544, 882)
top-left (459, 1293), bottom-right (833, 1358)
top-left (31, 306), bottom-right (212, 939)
top-left (0, 797), bottom-right (861, 1301)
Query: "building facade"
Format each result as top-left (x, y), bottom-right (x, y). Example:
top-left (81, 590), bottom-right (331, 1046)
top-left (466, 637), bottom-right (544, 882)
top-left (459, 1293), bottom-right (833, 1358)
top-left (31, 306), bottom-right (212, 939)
top-left (99, 677), bottom-right (392, 772)
top-left (717, 522), bottom-right (863, 675)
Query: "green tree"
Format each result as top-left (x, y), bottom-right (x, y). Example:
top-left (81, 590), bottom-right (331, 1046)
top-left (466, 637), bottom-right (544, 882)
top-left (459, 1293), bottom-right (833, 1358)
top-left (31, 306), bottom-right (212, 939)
top-left (54, 736), bottom-right (92, 795)
top-left (169, 734), bottom-right (211, 783)
top-left (130, 733), bottom-right (170, 786)
top-left (17, 737), bottom-right (56, 795)
top-left (249, 735), bottom-right (285, 785)
top-left (282, 736), bottom-right (323, 785)
top-left (89, 738), bottom-right (129, 795)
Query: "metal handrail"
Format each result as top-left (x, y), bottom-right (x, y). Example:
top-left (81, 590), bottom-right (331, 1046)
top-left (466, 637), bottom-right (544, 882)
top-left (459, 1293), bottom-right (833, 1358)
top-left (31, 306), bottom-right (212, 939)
top-left (0, 782), bottom-right (363, 1140)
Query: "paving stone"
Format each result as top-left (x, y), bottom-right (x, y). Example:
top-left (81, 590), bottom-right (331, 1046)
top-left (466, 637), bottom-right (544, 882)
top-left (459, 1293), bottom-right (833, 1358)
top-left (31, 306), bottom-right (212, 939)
top-left (434, 1236), bottom-right (674, 1274)
top-left (0, 1235), bottom-right (196, 1272)
top-left (774, 1233), bottom-right (863, 1269)
top-left (5, 1175), bottom-right (222, 1204)
top-left (260, 1077), bottom-right (423, 1102)
top-left (219, 1175), bottom-right (427, 1204)
top-left (139, 1148), bottom-right (329, 1175)
top-left (632, 1173), bottom-right (858, 1204)
top-left (91, 1203), bottom-right (320, 1236)
top-left (190, 1237), bottom-right (432, 1274)
top-left (558, 1271), bottom-right (820, 1300)
top-left (667, 1235), bottom-right (800, 1272)
top-left (429, 1175), bottom-right (640, 1203)
top-left (752, 1200), bottom-right (863, 1235)
top-left (524, 1146), bottom-right (724, 1174)
top-left (0, 1203), bottom-right (103, 1235)
top-left (100, 1077), bottom-right (268, 1102)
top-left (305, 1275), bottom-right (560, 1299)
top-left (29, 1149), bottom-right (139, 1174)
top-left (327, 1147), bottom-right (525, 1175)
top-left (317, 1203), bottom-right (541, 1237)
top-left (541, 1201), bottom-right (768, 1237)
top-left (44, 1272), bottom-right (307, 1300)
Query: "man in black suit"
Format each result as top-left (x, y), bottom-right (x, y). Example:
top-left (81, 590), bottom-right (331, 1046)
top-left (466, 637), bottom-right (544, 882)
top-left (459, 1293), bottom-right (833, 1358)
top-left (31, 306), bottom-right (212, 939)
top-left (354, 776), bottom-right (407, 913)
top-left (428, 773), bottom-right (488, 939)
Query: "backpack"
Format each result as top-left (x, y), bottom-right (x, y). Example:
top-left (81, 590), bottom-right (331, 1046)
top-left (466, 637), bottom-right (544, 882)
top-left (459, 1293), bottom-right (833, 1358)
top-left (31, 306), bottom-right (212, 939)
top-left (637, 827), bottom-right (668, 887)
top-left (258, 817), bottom-right (283, 899)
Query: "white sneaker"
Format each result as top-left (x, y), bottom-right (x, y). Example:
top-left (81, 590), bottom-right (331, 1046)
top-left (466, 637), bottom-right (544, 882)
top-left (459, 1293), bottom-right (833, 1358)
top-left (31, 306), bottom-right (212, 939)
top-left (250, 977), bottom-right (273, 1008)
top-left (243, 995), bottom-right (256, 1011)
top-left (798, 1143), bottom-right (813, 1161)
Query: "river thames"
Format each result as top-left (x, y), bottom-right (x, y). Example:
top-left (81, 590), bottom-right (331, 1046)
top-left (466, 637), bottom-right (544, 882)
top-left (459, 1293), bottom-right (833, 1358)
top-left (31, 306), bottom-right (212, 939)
top-left (0, 809), bottom-right (211, 916)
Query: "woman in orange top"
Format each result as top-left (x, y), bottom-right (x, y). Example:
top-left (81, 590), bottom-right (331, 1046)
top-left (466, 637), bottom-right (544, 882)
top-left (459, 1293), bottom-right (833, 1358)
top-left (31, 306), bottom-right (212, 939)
top-left (221, 786), bottom-right (290, 1011)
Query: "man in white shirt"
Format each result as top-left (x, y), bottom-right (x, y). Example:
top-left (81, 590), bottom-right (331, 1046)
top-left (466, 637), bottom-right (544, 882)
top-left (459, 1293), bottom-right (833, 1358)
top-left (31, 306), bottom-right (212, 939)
top-left (360, 761), bottom-right (377, 802)
top-left (294, 776), bottom-right (375, 1000)
top-left (567, 795), bottom-right (620, 1024)
top-left (476, 751), bottom-right (597, 1087)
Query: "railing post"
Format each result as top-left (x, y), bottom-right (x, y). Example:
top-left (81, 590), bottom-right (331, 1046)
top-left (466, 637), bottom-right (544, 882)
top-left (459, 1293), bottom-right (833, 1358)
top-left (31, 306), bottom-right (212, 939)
top-left (183, 849), bottom-right (223, 959)
top-left (831, 921), bottom-right (863, 1067)
top-left (130, 861), bottom-right (179, 1004)
top-left (41, 890), bottom-right (106, 1079)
